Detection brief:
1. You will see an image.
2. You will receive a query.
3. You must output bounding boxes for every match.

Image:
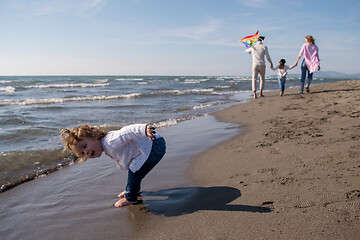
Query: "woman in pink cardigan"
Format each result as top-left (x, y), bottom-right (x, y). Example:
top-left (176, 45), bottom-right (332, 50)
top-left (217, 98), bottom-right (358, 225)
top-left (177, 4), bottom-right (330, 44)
top-left (294, 35), bottom-right (320, 94)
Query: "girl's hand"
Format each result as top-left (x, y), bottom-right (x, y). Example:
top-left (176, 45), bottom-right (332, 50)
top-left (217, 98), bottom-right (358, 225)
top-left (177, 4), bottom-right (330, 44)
top-left (146, 125), bottom-right (156, 141)
top-left (318, 66), bottom-right (321, 71)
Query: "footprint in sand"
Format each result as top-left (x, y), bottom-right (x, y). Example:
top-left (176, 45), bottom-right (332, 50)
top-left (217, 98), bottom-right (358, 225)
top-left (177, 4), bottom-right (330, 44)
top-left (281, 195), bottom-right (316, 209)
top-left (325, 201), bottom-right (360, 211)
top-left (323, 190), bottom-right (360, 211)
top-left (292, 201), bottom-right (316, 209)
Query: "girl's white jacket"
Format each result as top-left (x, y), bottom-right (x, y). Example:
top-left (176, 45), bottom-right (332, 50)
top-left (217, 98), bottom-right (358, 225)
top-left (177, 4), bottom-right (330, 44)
top-left (101, 124), bottom-right (153, 173)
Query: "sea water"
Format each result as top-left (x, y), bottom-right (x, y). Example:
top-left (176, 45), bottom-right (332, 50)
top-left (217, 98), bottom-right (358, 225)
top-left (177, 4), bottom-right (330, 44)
top-left (0, 75), bottom-right (344, 191)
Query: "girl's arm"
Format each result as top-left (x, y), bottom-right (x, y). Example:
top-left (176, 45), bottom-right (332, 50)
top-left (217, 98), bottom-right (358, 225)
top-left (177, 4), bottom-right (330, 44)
top-left (107, 124), bottom-right (149, 146)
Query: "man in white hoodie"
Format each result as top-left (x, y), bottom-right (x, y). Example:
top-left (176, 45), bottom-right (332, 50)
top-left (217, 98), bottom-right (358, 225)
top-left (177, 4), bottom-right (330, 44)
top-left (246, 36), bottom-right (273, 99)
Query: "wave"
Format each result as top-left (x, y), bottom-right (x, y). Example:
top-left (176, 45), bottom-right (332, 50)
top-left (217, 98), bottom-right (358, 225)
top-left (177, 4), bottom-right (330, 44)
top-left (0, 88), bottom-right (248, 106)
top-left (176, 101), bottom-right (230, 112)
top-left (159, 88), bottom-right (215, 95)
top-left (115, 78), bottom-right (144, 81)
top-left (0, 80), bottom-right (20, 84)
top-left (24, 83), bottom-right (110, 89)
top-left (154, 119), bottom-right (179, 128)
top-left (183, 78), bottom-right (210, 84)
top-left (212, 90), bottom-right (251, 95)
top-left (93, 78), bottom-right (109, 83)
top-left (153, 115), bottom-right (202, 128)
top-left (0, 93), bottom-right (141, 106)
top-left (0, 149), bottom-right (75, 193)
top-left (0, 87), bottom-right (15, 93)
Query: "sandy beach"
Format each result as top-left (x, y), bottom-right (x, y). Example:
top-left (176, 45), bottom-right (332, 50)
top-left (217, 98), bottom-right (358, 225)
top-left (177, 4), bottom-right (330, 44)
top-left (188, 80), bottom-right (360, 239)
top-left (137, 80), bottom-right (360, 239)
top-left (0, 80), bottom-right (359, 240)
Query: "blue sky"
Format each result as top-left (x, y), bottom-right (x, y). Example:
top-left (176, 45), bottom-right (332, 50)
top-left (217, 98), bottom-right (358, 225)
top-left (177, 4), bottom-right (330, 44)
top-left (0, 0), bottom-right (359, 76)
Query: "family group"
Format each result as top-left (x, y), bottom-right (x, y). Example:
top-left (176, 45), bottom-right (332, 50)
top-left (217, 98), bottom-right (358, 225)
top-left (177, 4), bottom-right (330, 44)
top-left (59, 35), bottom-right (321, 209)
top-left (246, 35), bottom-right (320, 99)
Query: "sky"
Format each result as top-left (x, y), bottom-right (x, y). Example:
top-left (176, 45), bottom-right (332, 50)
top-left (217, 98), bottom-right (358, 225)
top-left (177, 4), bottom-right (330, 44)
top-left (0, 0), bottom-right (359, 76)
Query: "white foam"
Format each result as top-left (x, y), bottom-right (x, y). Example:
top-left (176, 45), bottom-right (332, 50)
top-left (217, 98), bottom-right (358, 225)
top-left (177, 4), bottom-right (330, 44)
top-left (24, 83), bottom-right (110, 89)
top-left (0, 87), bottom-right (15, 93)
top-left (115, 78), bottom-right (144, 81)
top-left (183, 78), bottom-right (209, 84)
top-left (193, 103), bottom-right (216, 109)
top-left (0, 93), bottom-right (141, 106)
top-left (0, 80), bottom-right (18, 84)
top-left (160, 88), bottom-right (214, 95)
top-left (94, 79), bottom-right (109, 83)
top-left (153, 119), bottom-right (178, 128)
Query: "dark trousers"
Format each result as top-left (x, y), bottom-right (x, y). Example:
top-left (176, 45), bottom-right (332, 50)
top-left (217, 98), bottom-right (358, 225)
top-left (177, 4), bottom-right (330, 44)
top-left (124, 137), bottom-right (166, 201)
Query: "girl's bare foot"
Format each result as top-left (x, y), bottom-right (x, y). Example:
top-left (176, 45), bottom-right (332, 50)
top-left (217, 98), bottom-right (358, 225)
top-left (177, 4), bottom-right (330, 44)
top-left (118, 190), bottom-right (126, 198)
top-left (253, 92), bottom-right (257, 99)
top-left (114, 198), bottom-right (137, 207)
top-left (280, 92), bottom-right (283, 96)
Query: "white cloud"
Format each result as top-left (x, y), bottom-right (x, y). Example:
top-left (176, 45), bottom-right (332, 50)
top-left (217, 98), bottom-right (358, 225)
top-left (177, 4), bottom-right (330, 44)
top-left (158, 19), bottom-right (221, 40)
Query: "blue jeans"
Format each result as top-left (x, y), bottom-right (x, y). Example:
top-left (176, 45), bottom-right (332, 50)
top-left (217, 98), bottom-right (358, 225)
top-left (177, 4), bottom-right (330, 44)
top-left (300, 59), bottom-right (313, 93)
top-left (278, 76), bottom-right (286, 93)
top-left (125, 137), bottom-right (166, 202)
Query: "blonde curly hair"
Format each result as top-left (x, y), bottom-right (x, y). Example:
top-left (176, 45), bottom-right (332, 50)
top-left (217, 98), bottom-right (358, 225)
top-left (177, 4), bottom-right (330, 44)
top-left (60, 124), bottom-right (107, 161)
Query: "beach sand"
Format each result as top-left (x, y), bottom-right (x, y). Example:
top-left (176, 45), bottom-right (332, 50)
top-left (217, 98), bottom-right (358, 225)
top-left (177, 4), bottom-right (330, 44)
top-left (0, 80), bottom-right (359, 240)
top-left (187, 80), bottom-right (360, 239)
top-left (137, 80), bottom-right (360, 239)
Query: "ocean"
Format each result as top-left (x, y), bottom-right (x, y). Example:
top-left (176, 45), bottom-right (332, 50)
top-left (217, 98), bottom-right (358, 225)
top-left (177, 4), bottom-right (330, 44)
top-left (0, 75), bottom-right (345, 192)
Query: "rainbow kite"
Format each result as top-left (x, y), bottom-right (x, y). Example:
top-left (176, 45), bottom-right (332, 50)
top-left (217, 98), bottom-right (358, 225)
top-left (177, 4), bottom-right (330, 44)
top-left (239, 31), bottom-right (259, 49)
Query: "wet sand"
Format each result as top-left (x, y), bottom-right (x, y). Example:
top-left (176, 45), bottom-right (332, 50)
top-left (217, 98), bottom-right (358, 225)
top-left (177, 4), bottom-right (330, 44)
top-left (0, 115), bottom-right (240, 239)
top-left (1, 80), bottom-right (359, 239)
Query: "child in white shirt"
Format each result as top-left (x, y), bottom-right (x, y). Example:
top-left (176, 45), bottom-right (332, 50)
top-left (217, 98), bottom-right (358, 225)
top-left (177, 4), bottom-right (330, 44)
top-left (60, 124), bottom-right (166, 207)
top-left (271, 59), bottom-right (296, 96)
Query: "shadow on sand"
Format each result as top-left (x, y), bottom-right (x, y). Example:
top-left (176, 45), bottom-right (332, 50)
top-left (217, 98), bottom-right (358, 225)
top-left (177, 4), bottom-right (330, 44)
top-left (139, 186), bottom-right (271, 216)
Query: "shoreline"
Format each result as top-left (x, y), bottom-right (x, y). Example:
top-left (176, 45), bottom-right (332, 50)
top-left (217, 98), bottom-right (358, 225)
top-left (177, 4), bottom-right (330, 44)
top-left (0, 80), bottom-right (359, 239)
top-left (0, 114), bottom-right (242, 239)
